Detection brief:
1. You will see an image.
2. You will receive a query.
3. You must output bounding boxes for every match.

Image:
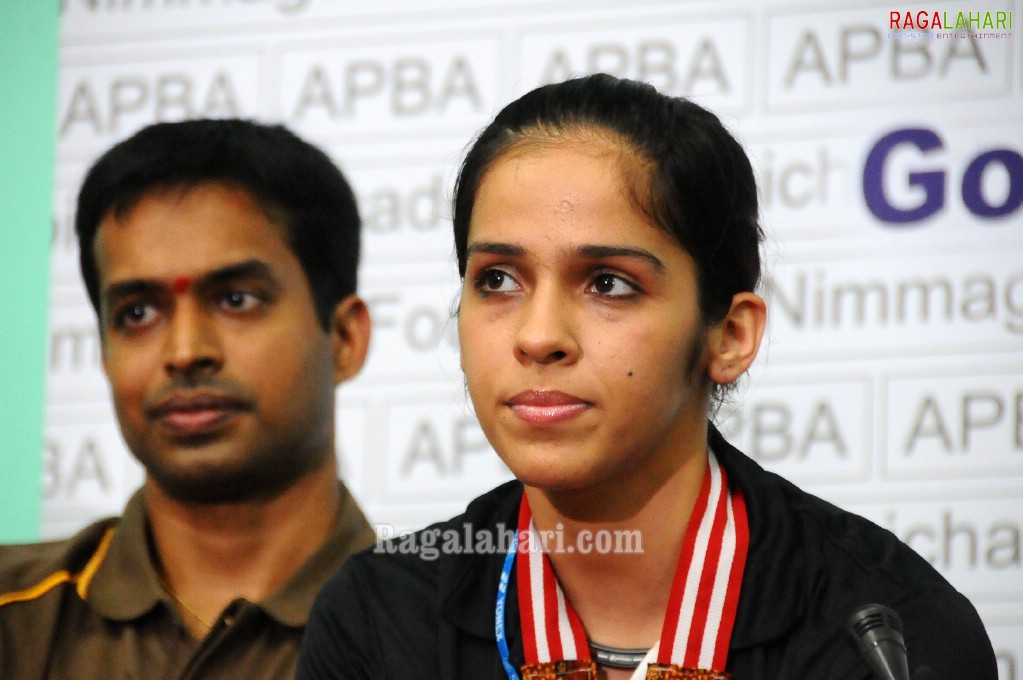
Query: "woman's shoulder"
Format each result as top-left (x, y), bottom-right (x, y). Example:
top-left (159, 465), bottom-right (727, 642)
top-left (318, 478), bottom-right (524, 609)
top-left (299, 481), bottom-right (523, 680)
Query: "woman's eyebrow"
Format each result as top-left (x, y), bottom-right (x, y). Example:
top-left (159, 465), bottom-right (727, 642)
top-left (466, 242), bottom-right (666, 273)
top-left (576, 245), bottom-right (665, 272)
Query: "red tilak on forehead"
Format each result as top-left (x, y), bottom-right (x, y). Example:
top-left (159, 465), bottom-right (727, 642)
top-left (172, 276), bottom-right (191, 294)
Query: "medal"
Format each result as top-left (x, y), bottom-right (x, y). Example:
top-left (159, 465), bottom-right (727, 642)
top-left (645, 665), bottom-right (731, 679)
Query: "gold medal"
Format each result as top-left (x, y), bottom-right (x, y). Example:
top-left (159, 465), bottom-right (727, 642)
top-left (645, 663), bottom-right (731, 679)
top-left (520, 659), bottom-right (598, 679)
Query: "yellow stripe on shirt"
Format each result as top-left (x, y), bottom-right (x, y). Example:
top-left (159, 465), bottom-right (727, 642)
top-left (76, 527), bottom-right (115, 599)
top-left (0, 527), bottom-right (116, 607)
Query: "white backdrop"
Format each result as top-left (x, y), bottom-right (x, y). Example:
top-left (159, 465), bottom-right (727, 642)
top-left (45, 0), bottom-right (1021, 675)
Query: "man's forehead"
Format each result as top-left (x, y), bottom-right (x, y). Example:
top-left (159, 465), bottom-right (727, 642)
top-left (96, 182), bottom-right (285, 239)
top-left (93, 183), bottom-right (293, 287)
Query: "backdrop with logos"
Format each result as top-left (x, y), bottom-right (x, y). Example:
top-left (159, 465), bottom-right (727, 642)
top-left (46, 0), bottom-right (1021, 675)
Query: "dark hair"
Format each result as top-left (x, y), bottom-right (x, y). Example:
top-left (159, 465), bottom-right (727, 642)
top-left (76, 118), bottom-right (360, 329)
top-left (452, 73), bottom-right (762, 326)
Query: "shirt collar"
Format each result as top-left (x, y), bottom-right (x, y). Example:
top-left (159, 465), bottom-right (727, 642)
top-left (260, 482), bottom-right (375, 627)
top-left (86, 482), bottom-right (376, 628)
top-left (86, 487), bottom-right (167, 621)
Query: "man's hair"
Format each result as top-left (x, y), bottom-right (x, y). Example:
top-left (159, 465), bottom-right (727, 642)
top-left (452, 73), bottom-right (762, 326)
top-left (76, 118), bottom-right (360, 330)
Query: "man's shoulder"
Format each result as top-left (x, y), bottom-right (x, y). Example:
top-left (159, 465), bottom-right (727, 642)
top-left (0, 517), bottom-right (120, 600)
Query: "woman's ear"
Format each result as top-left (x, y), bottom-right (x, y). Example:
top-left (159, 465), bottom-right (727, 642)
top-left (705, 292), bottom-right (766, 386)
top-left (330, 295), bottom-right (372, 385)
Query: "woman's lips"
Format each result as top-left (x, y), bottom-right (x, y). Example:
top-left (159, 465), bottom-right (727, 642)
top-left (506, 390), bottom-right (593, 425)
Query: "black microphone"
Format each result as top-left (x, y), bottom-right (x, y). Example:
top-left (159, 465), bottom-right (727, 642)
top-left (846, 603), bottom-right (911, 680)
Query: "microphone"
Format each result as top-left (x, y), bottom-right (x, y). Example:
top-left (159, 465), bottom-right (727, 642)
top-left (846, 603), bottom-right (911, 680)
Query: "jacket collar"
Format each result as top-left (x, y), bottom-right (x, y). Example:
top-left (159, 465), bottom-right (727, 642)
top-left (708, 425), bottom-right (806, 649)
top-left (439, 480), bottom-right (525, 652)
top-left (437, 425), bottom-right (808, 653)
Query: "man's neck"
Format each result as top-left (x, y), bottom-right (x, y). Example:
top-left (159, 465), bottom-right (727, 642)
top-left (144, 461), bottom-right (341, 638)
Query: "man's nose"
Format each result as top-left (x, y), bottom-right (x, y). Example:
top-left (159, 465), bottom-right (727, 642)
top-left (163, 301), bottom-right (223, 378)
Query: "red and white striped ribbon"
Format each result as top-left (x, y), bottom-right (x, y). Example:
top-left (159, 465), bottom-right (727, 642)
top-left (658, 452), bottom-right (749, 670)
top-left (517, 499), bottom-right (590, 663)
top-left (515, 451), bottom-right (748, 673)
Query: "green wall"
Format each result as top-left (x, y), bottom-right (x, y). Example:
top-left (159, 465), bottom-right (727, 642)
top-left (0, 3), bottom-right (59, 543)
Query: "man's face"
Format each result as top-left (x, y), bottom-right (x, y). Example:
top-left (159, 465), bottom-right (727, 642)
top-left (95, 183), bottom-right (339, 504)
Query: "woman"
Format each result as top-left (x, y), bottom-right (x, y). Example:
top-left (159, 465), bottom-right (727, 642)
top-left (297, 74), bottom-right (995, 680)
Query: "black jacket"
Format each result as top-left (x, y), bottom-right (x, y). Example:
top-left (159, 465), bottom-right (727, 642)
top-left (298, 427), bottom-right (996, 679)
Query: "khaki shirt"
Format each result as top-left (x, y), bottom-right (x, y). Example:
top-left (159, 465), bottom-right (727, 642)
top-left (0, 484), bottom-right (375, 680)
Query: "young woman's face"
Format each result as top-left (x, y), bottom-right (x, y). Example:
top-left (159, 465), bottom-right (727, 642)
top-left (458, 136), bottom-right (714, 494)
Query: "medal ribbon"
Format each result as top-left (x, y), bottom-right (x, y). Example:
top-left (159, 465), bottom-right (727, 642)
top-left (513, 451), bottom-right (748, 675)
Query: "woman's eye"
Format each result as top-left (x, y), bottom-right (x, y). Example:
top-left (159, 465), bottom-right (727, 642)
top-left (476, 268), bottom-right (519, 293)
top-left (221, 290), bottom-right (261, 311)
top-left (589, 273), bottom-right (638, 297)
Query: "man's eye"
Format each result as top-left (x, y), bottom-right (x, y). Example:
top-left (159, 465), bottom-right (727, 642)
top-left (476, 268), bottom-right (519, 293)
top-left (589, 273), bottom-right (638, 297)
top-left (114, 303), bottom-right (157, 329)
top-left (221, 290), bottom-right (261, 311)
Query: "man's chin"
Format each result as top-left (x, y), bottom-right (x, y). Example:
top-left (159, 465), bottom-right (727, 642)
top-left (134, 437), bottom-right (331, 504)
top-left (143, 459), bottom-right (301, 505)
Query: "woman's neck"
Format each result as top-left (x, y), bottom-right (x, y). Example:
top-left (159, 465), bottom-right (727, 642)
top-left (523, 446), bottom-right (708, 649)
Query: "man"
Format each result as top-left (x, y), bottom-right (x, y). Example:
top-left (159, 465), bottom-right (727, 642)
top-left (0, 119), bottom-right (376, 679)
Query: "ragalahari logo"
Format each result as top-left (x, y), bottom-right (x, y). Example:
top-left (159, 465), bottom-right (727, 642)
top-left (889, 9), bottom-right (1014, 39)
